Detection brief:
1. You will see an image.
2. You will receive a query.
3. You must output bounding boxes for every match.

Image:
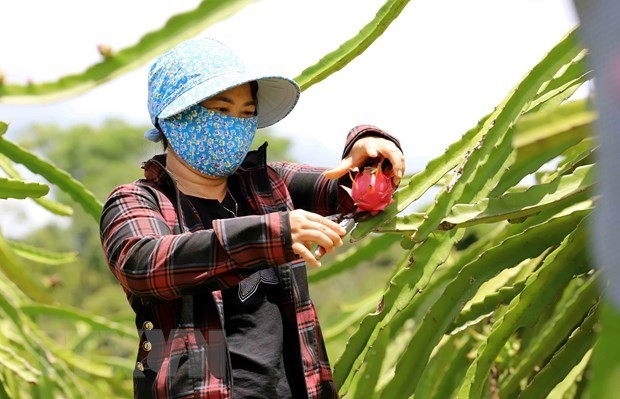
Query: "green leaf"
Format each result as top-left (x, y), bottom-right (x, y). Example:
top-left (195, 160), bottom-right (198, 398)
top-left (499, 273), bottom-right (600, 397)
top-left (29, 197), bottom-right (74, 217)
top-left (0, 121), bottom-right (7, 136)
top-left (0, 136), bottom-right (101, 221)
top-left (31, 355), bottom-right (83, 399)
top-left (545, 138), bottom-right (597, 183)
top-left (526, 50), bottom-right (591, 113)
top-left (349, 324), bottom-right (390, 399)
top-left (323, 290), bottom-right (383, 341)
top-left (85, 355), bottom-right (134, 373)
top-left (358, 43), bottom-right (589, 243)
top-left (0, 345), bottom-right (40, 384)
top-left (589, 302), bottom-right (620, 399)
top-left (0, 0), bottom-right (255, 102)
top-left (547, 348), bottom-right (591, 399)
top-left (414, 332), bottom-right (473, 399)
top-left (295, 0), bottom-right (410, 91)
top-left (447, 280), bottom-right (527, 334)
top-left (492, 99), bottom-right (595, 195)
top-left (535, 50), bottom-right (589, 97)
top-left (0, 153), bottom-right (74, 216)
top-left (377, 209), bottom-right (587, 399)
top-left (20, 316), bottom-right (114, 379)
top-left (356, 45), bottom-right (587, 242)
top-left (0, 176), bottom-right (49, 199)
top-left (308, 234), bottom-right (400, 284)
top-left (0, 278), bottom-right (26, 326)
top-left (20, 304), bottom-right (135, 339)
top-left (6, 240), bottom-right (78, 266)
top-left (378, 164), bottom-right (594, 234)
top-left (519, 304), bottom-right (599, 399)
top-left (456, 218), bottom-right (590, 399)
top-left (0, 230), bottom-right (53, 304)
top-left (515, 98), bottom-right (593, 154)
top-left (0, 378), bottom-right (10, 399)
top-left (443, 164), bottom-right (595, 228)
top-left (410, 26), bottom-right (583, 245)
top-left (373, 212), bottom-right (424, 234)
top-left (335, 230), bottom-right (463, 395)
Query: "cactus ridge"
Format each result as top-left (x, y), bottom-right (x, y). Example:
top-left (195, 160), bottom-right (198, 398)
top-left (0, 135), bottom-right (101, 221)
top-left (0, 0), bottom-right (255, 103)
top-left (377, 209), bottom-right (587, 399)
top-left (456, 218), bottom-right (589, 399)
top-left (499, 273), bottom-right (600, 397)
top-left (518, 302), bottom-right (599, 399)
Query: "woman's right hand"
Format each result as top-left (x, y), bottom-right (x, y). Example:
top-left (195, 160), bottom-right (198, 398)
top-left (289, 209), bottom-right (346, 268)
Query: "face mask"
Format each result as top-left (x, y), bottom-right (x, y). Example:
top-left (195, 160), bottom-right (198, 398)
top-left (159, 105), bottom-right (258, 177)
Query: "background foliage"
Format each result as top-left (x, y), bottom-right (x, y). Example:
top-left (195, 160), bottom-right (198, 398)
top-left (0, 0), bottom-right (617, 398)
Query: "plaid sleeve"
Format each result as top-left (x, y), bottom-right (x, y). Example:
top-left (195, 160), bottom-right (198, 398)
top-left (267, 162), bottom-right (355, 216)
top-left (100, 184), bottom-right (296, 301)
top-left (341, 124), bottom-right (402, 158)
top-left (269, 124), bottom-right (401, 216)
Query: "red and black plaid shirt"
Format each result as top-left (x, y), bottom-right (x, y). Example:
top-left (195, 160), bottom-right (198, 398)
top-left (100, 125), bottom-right (400, 398)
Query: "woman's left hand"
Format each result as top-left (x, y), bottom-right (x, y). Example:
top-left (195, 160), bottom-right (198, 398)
top-left (323, 136), bottom-right (405, 186)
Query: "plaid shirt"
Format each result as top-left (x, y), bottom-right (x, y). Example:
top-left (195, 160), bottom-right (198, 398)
top-left (100, 125), bottom-right (400, 399)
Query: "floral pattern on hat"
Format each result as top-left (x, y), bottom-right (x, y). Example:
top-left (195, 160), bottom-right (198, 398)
top-left (147, 37), bottom-right (300, 130)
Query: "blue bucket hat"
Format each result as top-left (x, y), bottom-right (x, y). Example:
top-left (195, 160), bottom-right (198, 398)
top-left (146, 37), bottom-right (300, 139)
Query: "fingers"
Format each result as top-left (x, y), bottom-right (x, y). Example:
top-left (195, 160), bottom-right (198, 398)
top-left (322, 143), bottom-right (380, 180)
top-left (366, 145), bottom-right (379, 158)
top-left (383, 146), bottom-right (406, 186)
top-left (292, 242), bottom-right (322, 268)
top-left (366, 140), bottom-right (405, 185)
top-left (305, 227), bottom-right (343, 251)
top-left (302, 214), bottom-right (345, 249)
top-left (289, 210), bottom-right (347, 267)
top-left (323, 156), bottom-right (354, 180)
top-left (324, 137), bottom-right (406, 186)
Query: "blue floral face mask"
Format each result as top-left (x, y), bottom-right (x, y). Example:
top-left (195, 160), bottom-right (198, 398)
top-left (159, 105), bottom-right (258, 177)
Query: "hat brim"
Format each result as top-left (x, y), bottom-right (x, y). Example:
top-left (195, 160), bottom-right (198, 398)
top-left (158, 72), bottom-right (300, 129)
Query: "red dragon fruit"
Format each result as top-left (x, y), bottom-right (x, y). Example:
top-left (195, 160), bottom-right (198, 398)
top-left (349, 163), bottom-right (396, 215)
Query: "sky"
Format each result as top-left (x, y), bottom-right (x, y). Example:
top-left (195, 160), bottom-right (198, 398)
top-left (0, 0), bottom-right (580, 237)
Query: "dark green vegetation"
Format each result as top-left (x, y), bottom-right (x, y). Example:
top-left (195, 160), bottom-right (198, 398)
top-left (1, 0), bottom-right (617, 398)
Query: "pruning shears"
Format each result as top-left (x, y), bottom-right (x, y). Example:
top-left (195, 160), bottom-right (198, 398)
top-left (313, 211), bottom-right (371, 260)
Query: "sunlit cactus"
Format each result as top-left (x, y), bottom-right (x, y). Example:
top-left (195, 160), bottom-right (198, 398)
top-left (0, 1), bottom-right (605, 398)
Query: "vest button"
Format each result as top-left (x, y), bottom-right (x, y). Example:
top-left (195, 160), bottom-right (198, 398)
top-left (143, 321), bottom-right (154, 330)
top-left (136, 361), bottom-right (145, 372)
top-left (143, 341), bottom-right (153, 352)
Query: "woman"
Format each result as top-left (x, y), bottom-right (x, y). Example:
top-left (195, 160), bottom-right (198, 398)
top-left (100, 37), bottom-right (404, 399)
